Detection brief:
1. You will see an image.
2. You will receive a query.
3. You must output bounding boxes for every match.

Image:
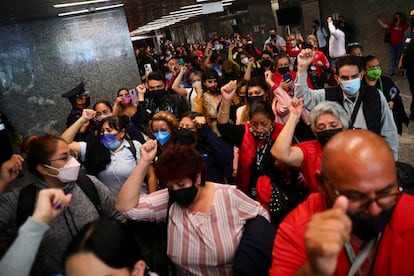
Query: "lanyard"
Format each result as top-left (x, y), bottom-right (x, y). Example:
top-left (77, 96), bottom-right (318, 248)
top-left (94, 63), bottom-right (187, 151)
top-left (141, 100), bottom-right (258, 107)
top-left (255, 138), bottom-right (271, 172)
top-left (345, 232), bottom-right (382, 276)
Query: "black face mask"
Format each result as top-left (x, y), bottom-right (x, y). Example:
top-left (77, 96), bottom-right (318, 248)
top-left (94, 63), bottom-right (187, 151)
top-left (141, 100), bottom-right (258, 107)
top-left (348, 206), bottom-right (395, 241)
top-left (316, 128), bottom-right (342, 146)
top-left (149, 89), bottom-right (166, 102)
top-left (168, 185), bottom-right (198, 206)
top-left (277, 66), bottom-right (290, 75)
top-left (261, 59), bottom-right (273, 68)
top-left (247, 96), bottom-right (263, 105)
top-left (393, 17), bottom-right (398, 23)
top-left (85, 97), bottom-right (91, 107)
top-left (270, 34), bottom-right (276, 39)
top-left (410, 16), bottom-right (414, 27)
top-left (176, 128), bottom-right (196, 145)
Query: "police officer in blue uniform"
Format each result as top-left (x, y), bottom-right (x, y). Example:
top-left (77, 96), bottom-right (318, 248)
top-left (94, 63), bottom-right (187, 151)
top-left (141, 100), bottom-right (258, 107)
top-left (62, 81), bottom-right (91, 141)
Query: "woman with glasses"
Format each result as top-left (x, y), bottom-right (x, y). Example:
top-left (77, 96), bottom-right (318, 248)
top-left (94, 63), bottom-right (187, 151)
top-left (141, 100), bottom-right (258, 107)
top-left (272, 99), bottom-right (350, 193)
top-left (362, 55), bottom-right (409, 134)
top-left (61, 110), bottom-right (150, 196)
top-left (0, 134), bottom-right (122, 275)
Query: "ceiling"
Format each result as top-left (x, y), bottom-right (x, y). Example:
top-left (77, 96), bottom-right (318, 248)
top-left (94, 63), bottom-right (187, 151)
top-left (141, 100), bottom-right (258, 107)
top-left (0, 0), bottom-right (245, 30)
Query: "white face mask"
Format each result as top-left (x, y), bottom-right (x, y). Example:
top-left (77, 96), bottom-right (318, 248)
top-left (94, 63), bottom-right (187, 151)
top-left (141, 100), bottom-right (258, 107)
top-left (43, 157), bottom-right (81, 183)
top-left (241, 57), bottom-right (249, 65)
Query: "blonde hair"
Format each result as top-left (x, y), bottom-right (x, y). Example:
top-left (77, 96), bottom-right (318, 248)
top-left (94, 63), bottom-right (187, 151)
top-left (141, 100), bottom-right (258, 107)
top-left (149, 111), bottom-right (179, 136)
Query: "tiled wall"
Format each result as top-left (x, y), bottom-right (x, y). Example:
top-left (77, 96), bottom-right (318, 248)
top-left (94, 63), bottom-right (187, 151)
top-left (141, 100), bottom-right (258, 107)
top-left (0, 8), bottom-right (140, 137)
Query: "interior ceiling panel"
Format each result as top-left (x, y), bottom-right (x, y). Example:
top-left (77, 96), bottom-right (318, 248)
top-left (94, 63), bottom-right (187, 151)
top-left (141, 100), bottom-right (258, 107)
top-left (0, 0), bottom-right (249, 28)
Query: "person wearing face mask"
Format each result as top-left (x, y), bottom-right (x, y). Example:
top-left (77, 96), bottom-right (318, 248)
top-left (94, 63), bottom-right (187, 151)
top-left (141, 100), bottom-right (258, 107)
top-left (272, 99), bottom-right (350, 193)
top-left (171, 68), bottom-right (204, 112)
top-left (136, 72), bottom-right (189, 135)
top-left (61, 110), bottom-right (151, 196)
top-left (377, 12), bottom-right (408, 77)
top-left (399, 8), bottom-right (414, 120)
top-left (295, 49), bottom-right (399, 160)
top-left (362, 55), bottom-right (409, 135)
top-left (218, 81), bottom-right (307, 226)
top-left (62, 81), bottom-right (92, 141)
top-left (236, 76), bottom-right (269, 125)
top-left (270, 129), bottom-right (414, 276)
top-left (117, 140), bottom-right (269, 275)
top-left (193, 69), bottom-right (223, 136)
top-left (263, 27), bottom-right (286, 53)
top-left (0, 134), bottom-right (124, 275)
top-left (113, 88), bottom-right (137, 118)
top-left (176, 112), bottom-right (234, 184)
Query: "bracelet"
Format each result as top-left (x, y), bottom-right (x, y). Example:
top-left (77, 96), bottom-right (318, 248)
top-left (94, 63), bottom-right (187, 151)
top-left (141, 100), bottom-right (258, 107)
top-left (219, 109), bottom-right (229, 114)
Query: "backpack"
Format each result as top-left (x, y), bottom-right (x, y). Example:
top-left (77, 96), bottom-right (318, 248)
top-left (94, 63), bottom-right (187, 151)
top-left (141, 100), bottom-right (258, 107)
top-left (16, 173), bottom-right (103, 227)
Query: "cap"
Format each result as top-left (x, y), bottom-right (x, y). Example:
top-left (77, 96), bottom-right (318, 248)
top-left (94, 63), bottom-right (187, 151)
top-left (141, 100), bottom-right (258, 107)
top-left (62, 82), bottom-right (87, 99)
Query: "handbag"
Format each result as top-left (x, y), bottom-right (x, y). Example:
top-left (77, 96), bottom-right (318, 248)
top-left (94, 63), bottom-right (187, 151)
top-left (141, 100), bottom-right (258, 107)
top-left (268, 184), bottom-right (289, 216)
top-left (384, 29), bottom-right (391, 44)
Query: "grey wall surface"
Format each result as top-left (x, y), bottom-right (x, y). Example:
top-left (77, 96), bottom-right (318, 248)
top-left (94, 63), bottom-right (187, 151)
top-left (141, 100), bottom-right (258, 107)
top-left (318, 0), bottom-right (413, 75)
top-left (0, 8), bottom-right (140, 137)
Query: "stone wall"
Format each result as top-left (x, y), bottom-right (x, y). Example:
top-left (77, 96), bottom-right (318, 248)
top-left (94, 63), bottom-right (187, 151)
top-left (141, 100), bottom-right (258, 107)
top-left (0, 8), bottom-right (140, 137)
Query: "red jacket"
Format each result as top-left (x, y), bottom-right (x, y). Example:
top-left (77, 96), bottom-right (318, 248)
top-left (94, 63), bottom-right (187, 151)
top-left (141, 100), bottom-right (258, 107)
top-left (236, 122), bottom-right (283, 195)
top-left (270, 193), bottom-right (414, 275)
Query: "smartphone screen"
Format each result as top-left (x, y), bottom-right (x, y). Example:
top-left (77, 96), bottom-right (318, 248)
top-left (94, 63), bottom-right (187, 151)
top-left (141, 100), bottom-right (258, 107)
top-left (144, 63), bottom-right (152, 73)
top-left (129, 88), bottom-right (138, 104)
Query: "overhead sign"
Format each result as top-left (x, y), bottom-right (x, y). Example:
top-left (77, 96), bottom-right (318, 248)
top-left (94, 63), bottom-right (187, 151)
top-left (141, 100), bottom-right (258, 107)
top-left (202, 2), bottom-right (224, 15)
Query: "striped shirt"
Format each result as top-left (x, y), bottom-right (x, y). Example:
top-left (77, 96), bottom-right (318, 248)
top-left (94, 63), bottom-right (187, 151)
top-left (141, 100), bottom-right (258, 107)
top-left (123, 183), bottom-right (269, 275)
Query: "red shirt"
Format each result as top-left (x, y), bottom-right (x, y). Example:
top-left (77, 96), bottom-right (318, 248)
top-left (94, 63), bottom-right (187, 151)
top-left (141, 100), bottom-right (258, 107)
top-left (295, 140), bottom-right (322, 193)
top-left (269, 193), bottom-right (414, 275)
top-left (389, 23), bottom-right (408, 45)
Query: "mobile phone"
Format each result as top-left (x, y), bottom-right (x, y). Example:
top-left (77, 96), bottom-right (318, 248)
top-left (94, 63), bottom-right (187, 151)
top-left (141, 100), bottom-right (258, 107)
top-left (144, 63), bottom-right (152, 73)
top-left (283, 73), bottom-right (292, 81)
top-left (129, 88), bottom-right (138, 104)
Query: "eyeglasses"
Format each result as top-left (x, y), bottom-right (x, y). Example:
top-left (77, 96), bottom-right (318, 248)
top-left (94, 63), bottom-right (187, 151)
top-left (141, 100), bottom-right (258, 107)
top-left (49, 150), bottom-right (78, 163)
top-left (322, 173), bottom-right (401, 211)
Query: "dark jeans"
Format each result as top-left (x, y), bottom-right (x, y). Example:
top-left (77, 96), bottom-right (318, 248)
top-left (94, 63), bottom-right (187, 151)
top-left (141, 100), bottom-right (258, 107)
top-left (390, 43), bottom-right (403, 74)
top-left (406, 69), bottom-right (414, 115)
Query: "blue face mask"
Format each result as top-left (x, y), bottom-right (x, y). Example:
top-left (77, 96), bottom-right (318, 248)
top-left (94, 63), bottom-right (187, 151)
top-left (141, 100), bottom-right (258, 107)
top-left (101, 134), bottom-right (121, 150)
top-left (340, 78), bottom-right (361, 96)
top-left (154, 131), bottom-right (171, 146)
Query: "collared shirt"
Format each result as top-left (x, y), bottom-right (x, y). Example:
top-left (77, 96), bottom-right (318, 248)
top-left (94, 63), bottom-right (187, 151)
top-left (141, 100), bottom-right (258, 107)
top-left (80, 139), bottom-right (144, 196)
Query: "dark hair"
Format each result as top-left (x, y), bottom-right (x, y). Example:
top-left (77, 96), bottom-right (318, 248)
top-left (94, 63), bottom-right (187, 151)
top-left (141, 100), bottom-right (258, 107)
top-left (261, 50), bottom-right (273, 58)
top-left (93, 100), bottom-right (113, 112)
top-left (335, 55), bottom-right (363, 74)
top-left (362, 55), bottom-right (379, 69)
top-left (147, 72), bottom-right (166, 85)
top-left (154, 145), bottom-right (205, 186)
top-left (346, 43), bottom-right (363, 55)
top-left (204, 69), bottom-right (219, 81)
top-left (116, 88), bottom-right (129, 97)
top-left (247, 76), bottom-right (267, 92)
top-left (248, 100), bottom-right (275, 122)
top-left (313, 19), bottom-right (320, 26)
top-left (63, 219), bottom-right (145, 272)
top-left (84, 115), bottom-right (129, 175)
top-left (26, 134), bottom-right (65, 178)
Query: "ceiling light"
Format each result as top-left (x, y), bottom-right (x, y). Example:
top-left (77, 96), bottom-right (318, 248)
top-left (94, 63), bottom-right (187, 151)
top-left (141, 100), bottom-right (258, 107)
top-left (57, 3), bottom-right (123, 16)
top-left (53, 0), bottom-right (111, 8)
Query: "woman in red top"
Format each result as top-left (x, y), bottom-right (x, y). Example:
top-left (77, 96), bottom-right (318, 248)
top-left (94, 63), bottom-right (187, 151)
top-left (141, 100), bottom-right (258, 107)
top-left (377, 12), bottom-right (409, 76)
top-left (271, 99), bottom-right (349, 192)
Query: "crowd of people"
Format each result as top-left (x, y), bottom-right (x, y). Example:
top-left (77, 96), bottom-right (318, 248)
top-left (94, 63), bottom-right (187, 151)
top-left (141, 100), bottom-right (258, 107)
top-left (0, 8), bottom-right (414, 276)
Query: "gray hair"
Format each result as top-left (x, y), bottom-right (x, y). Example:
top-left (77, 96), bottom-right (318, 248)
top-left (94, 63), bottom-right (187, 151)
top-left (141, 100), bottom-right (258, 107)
top-left (309, 101), bottom-right (350, 132)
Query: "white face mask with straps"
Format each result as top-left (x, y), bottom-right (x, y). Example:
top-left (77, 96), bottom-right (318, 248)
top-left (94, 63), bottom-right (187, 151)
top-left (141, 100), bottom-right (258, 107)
top-left (43, 157), bottom-right (81, 183)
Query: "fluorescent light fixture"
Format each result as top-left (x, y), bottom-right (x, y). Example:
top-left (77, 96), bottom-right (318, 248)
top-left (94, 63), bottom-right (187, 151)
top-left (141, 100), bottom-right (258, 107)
top-left (181, 4), bottom-right (202, 9)
top-left (95, 3), bottom-right (123, 11)
top-left (223, 3), bottom-right (232, 6)
top-left (169, 9), bottom-right (202, 15)
top-left (196, 0), bottom-right (208, 2)
top-left (58, 3), bottom-right (123, 16)
top-left (222, 0), bottom-right (236, 2)
top-left (53, 0), bottom-right (110, 8)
